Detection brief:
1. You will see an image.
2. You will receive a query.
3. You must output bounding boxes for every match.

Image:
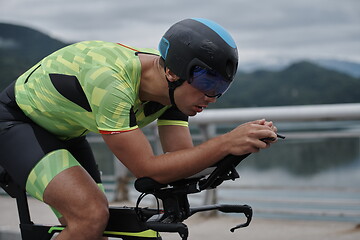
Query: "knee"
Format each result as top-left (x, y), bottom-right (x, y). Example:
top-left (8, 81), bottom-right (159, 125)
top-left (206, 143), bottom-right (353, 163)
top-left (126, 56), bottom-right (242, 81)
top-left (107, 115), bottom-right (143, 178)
top-left (85, 198), bottom-right (110, 228)
top-left (66, 199), bottom-right (109, 237)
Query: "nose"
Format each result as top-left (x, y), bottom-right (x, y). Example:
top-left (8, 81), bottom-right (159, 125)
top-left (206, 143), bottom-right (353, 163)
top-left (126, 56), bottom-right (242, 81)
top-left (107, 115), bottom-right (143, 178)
top-left (204, 95), bottom-right (217, 103)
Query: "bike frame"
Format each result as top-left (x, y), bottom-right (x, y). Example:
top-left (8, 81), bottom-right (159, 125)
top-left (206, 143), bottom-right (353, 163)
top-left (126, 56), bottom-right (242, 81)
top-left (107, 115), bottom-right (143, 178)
top-left (0, 154), bottom-right (253, 240)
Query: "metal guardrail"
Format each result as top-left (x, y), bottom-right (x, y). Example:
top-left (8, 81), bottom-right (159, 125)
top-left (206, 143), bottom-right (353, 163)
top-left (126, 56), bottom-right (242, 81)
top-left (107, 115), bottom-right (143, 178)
top-left (190, 103), bottom-right (360, 123)
top-left (186, 103), bottom-right (360, 141)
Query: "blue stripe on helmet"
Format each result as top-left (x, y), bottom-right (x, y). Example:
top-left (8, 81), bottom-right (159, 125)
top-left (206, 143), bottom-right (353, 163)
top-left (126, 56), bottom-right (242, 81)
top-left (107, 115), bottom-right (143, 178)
top-left (192, 18), bottom-right (237, 49)
top-left (159, 37), bottom-right (170, 59)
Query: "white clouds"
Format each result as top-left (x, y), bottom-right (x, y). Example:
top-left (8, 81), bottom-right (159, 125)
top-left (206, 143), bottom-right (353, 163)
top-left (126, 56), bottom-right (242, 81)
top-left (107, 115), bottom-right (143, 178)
top-left (0, 0), bottom-right (359, 67)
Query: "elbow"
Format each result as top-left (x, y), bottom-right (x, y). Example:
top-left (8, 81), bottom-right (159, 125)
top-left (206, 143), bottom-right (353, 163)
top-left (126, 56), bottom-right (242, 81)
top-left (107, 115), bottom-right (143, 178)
top-left (129, 164), bottom-right (164, 183)
top-left (132, 168), bottom-right (171, 185)
top-left (124, 156), bottom-right (176, 184)
top-left (134, 172), bottom-right (169, 185)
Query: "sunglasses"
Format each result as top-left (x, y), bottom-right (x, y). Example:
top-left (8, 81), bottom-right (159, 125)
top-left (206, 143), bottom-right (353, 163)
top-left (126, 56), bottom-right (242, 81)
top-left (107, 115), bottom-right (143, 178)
top-left (188, 66), bottom-right (231, 98)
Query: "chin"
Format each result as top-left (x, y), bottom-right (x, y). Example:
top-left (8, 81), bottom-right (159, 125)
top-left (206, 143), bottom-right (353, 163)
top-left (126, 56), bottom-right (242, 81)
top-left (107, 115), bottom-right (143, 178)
top-left (177, 106), bottom-right (192, 116)
top-left (187, 108), bottom-right (199, 116)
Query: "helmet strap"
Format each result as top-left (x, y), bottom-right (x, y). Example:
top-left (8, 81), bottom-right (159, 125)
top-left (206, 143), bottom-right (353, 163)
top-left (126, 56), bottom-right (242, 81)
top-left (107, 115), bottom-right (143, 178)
top-left (167, 78), bottom-right (185, 106)
top-left (162, 58), bottom-right (185, 106)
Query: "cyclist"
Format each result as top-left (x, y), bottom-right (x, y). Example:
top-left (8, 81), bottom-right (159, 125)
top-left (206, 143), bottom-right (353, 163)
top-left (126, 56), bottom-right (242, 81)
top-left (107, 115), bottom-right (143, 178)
top-left (0, 18), bottom-right (278, 240)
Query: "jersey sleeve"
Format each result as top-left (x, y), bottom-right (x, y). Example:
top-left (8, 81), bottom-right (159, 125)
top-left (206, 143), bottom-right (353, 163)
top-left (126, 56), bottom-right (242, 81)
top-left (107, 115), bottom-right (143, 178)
top-left (85, 67), bottom-right (139, 134)
top-left (157, 106), bottom-right (189, 127)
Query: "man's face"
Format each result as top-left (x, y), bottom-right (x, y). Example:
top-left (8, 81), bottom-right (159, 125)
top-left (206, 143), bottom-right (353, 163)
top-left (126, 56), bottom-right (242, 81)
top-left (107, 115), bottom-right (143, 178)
top-left (174, 81), bottom-right (217, 116)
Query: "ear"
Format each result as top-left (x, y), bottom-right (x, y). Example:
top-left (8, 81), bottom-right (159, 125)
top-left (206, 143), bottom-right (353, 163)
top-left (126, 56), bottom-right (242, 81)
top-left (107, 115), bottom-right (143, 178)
top-left (165, 68), bottom-right (180, 82)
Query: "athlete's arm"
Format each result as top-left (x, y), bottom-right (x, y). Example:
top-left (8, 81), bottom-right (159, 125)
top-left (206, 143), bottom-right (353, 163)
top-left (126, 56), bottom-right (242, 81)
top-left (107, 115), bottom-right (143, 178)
top-left (158, 125), bottom-right (193, 152)
top-left (102, 119), bottom-right (277, 184)
top-left (102, 128), bottom-right (225, 184)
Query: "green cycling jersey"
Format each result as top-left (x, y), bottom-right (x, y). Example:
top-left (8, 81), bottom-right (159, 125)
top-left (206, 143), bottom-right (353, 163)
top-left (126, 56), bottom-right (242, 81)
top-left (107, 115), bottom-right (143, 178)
top-left (15, 41), bottom-right (188, 140)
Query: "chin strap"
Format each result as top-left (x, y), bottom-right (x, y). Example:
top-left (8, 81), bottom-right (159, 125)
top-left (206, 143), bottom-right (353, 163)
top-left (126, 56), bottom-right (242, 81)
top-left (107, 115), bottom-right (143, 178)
top-left (167, 78), bottom-right (185, 107)
top-left (161, 57), bottom-right (186, 107)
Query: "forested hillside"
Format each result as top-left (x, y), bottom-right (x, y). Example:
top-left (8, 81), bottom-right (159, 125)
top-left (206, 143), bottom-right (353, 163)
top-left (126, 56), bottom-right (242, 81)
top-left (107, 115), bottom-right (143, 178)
top-left (215, 61), bottom-right (360, 108)
top-left (0, 23), bottom-right (68, 90)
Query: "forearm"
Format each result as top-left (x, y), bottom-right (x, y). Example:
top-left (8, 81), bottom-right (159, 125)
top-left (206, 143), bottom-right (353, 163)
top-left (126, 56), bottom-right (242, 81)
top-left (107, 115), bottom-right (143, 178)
top-left (139, 134), bottom-right (228, 183)
top-left (103, 129), bottom-right (225, 184)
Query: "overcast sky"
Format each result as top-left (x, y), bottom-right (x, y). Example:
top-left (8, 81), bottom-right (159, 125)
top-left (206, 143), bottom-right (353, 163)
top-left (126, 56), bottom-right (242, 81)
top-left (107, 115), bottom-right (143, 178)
top-left (0, 0), bottom-right (359, 69)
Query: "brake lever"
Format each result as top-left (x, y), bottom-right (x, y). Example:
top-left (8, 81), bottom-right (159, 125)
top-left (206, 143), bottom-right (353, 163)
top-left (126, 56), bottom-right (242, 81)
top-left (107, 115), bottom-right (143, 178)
top-left (229, 205), bottom-right (253, 232)
top-left (216, 204), bottom-right (253, 232)
top-left (146, 221), bottom-right (188, 240)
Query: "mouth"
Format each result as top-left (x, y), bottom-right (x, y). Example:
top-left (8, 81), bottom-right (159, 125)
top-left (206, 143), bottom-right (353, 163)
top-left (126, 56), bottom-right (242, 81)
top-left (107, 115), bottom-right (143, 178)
top-left (195, 105), bottom-right (207, 112)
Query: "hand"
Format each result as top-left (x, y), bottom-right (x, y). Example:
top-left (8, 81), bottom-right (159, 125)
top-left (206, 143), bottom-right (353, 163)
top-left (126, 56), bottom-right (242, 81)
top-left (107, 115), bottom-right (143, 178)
top-left (224, 119), bottom-right (278, 156)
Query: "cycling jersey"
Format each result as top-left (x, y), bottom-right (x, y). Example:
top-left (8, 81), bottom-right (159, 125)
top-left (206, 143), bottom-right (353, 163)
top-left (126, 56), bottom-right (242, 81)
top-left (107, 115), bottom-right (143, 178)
top-left (15, 41), bottom-right (188, 140)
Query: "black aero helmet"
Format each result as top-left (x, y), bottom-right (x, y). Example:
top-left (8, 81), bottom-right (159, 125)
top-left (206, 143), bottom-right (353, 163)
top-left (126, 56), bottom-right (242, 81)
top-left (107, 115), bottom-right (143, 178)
top-left (159, 18), bottom-right (238, 92)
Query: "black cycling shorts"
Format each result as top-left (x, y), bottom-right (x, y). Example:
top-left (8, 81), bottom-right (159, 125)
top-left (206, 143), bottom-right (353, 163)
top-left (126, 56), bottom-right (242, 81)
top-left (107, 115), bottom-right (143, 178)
top-left (0, 82), bottom-right (102, 190)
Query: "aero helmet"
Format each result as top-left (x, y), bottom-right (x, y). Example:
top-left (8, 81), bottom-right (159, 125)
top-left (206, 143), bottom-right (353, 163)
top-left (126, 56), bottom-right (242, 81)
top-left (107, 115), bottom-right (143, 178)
top-left (159, 18), bottom-right (238, 104)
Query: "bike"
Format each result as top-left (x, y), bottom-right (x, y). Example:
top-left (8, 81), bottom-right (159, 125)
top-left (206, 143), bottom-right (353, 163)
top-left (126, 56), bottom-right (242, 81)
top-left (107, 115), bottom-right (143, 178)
top-left (0, 154), bottom-right (253, 240)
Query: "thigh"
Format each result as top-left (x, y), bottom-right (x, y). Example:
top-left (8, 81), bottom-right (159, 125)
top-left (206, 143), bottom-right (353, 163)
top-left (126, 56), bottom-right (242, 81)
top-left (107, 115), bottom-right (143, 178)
top-left (43, 165), bottom-right (108, 222)
top-left (65, 136), bottom-right (102, 184)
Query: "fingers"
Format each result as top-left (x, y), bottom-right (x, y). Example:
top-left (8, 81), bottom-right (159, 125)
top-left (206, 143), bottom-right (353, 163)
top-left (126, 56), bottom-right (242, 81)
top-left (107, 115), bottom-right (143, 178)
top-left (251, 119), bottom-right (278, 134)
top-left (250, 119), bottom-right (277, 131)
top-left (226, 119), bottom-right (279, 155)
top-left (250, 119), bottom-right (266, 125)
top-left (264, 120), bottom-right (278, 133)
top-left (248, 120), bottom-right (277, 138)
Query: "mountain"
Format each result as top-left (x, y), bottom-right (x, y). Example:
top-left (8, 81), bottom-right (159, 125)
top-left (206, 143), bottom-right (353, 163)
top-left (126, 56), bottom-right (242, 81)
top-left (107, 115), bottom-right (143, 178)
top-left (313, 59), bottom-right (360, 78)
top-left (0, 23), bottom-right (68, 61)
top-left (0, 23), bottom-right (68, 90)
top-left (239, 58), bottom-right (360, 78)
top-left (214, 61), bottom-right (360, 108)
top-left (0, 22), bottom-right (359, 108)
